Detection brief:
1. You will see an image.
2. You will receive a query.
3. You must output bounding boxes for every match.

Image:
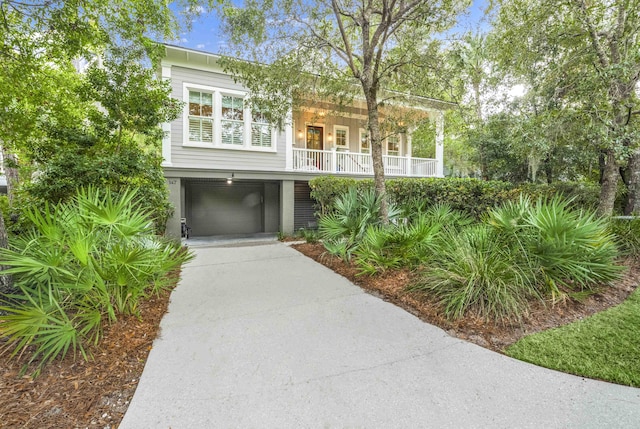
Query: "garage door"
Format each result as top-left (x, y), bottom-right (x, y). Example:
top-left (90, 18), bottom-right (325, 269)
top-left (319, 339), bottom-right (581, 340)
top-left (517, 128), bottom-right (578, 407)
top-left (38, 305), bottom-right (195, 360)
top-left (187, 181), bottom-right (264, 236)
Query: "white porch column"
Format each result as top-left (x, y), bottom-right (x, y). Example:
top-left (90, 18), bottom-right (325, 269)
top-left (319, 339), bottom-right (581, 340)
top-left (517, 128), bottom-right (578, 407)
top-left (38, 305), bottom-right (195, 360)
top-left (435, 111), bottom-right (444, 178)
top-left (285, 110), bottom-right (293, 171)
top-left (161, 64), bottom-right (172, 167)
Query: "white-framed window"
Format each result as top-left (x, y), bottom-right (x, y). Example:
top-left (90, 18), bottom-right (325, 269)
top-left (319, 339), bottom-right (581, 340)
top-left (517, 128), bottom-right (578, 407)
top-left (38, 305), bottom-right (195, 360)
top-left (387, 135), bottom-right (400, 156)
top-left (334, 125), bottom-right (349, 148)
top-left (183, 83), bottom-right (275, 151)
top-left (251, 108), bottom-right (272, 147)
top-left (359, 128), bottom-right (370, 154)
top-left (188, 90), bottom-right (213, 143)
top-left (221, 95), bottom-right (244, 146)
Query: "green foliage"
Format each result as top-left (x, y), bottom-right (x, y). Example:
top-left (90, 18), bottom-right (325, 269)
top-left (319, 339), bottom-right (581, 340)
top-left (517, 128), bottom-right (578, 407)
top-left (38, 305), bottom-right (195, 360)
top-left (296, 228), bottom-right (319, 244)
top-left (0, 187), bottom-right (191, 370)
top-left (412, 196), bottom-right (622, 321)
top-left (318, 187), bottom-right (399, 261)
top-left (413, 225), bottom-right (536, 321)
top-left (488, 196), bottom-right (623, 299)
top-left (309, 176), bottom-right (366, 217)
top-left (609, 217), bottom-right (640, 257)
top-left (310, 176), bottom-right (603, 221)
top-left (354, 213), bottom-right (444, 276)
top-left (20, 145), bottom-right (172, 234)
top-left (386, 177), bottom-right (512, 218)
top-left (10, 52), bottom-right (182, 234)
top-left (506, 288), bottom-right (640, 387)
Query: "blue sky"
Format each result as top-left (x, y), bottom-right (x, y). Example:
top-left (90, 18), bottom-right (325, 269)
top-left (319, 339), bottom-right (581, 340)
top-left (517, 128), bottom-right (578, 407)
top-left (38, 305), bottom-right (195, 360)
top-left (173, 0), bottom-right (490, 53)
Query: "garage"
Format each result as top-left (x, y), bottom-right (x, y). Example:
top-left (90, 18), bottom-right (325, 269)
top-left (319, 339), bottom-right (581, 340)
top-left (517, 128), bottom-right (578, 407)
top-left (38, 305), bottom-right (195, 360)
top-left (184, 179), bottom-right (280, 236)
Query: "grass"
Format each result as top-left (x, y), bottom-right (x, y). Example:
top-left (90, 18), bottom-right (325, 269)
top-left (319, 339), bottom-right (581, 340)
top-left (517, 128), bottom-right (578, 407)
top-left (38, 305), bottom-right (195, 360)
top-left (506, 288), bottom-right (640, 387)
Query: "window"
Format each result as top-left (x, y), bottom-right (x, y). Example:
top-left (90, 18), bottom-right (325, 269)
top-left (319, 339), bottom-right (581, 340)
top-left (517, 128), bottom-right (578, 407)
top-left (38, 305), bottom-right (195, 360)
top-left (188, 91), bottom-right (213, 143)
top-left (334, 125), bottom-right (349, 148)
top-left (184, 84), bottom-right (276, 151)
top-left (387, 135), bottom-right (400, 156)
top-left (251, 109), bottom-right (272, 147)
top-left (221, 95), bottom-right (244, 145)
top-left (359, 129), bottom-right (370, 154)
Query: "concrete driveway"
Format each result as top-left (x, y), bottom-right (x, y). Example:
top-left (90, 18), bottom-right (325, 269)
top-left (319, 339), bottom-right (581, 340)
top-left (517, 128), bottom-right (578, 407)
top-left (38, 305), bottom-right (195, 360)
top-left (120, 243), bottom-right (640, 428)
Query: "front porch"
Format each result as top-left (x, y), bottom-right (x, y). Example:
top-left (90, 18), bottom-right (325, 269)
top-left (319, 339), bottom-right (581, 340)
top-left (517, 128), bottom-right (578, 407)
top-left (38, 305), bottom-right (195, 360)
top-left (291, 148), bottom-right (438, 177)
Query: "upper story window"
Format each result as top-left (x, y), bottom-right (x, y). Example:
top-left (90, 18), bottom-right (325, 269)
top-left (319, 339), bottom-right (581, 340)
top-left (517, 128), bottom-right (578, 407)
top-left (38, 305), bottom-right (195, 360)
top-left (359, 129), bottom-right (370, 154)
top-left (387, 135), bottom-right (400, 156)
top-left (251, 109), bottom-right (272, 147)
top-left (183, 83), bottom-right (275, 152)
top-left (188, 91), bottom-right (213, 143)
top-left (334, 125), bottom-right (348, 148)
top-left (221, 95), bottom-right (244, 145)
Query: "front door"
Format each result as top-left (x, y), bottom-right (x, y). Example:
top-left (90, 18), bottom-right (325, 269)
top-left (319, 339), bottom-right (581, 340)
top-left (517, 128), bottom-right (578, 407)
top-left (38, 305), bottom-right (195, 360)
top-left (306, 126), bottom-right (323, 150)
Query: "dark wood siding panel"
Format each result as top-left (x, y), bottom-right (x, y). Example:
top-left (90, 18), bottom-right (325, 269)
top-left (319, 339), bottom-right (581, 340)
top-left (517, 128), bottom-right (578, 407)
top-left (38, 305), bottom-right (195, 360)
top-left (294, 181), bottom-right (318, 230)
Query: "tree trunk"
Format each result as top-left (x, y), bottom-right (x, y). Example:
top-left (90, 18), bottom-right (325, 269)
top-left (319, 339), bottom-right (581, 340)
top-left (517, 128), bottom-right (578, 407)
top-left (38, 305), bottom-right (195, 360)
top-left (363, 87), bottom-right (388, 224)
top-left (1, 148), bottom-right (19, 207)
top-left (0, 206), bottom-right (11, 294)
top-left (597, 149), bottom-right (619, 216)
top-left (543, 153), bottom-right (553, 184)
top-left (625, 149), bottom-right (640, 214)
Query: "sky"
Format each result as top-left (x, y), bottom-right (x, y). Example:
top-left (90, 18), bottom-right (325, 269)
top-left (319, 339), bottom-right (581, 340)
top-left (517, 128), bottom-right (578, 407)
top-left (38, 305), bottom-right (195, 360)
top-left (172, 0), bottom-right (491, 54)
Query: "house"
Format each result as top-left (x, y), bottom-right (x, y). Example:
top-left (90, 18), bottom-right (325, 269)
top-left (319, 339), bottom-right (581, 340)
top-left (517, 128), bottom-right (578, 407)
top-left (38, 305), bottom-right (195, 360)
top-left (160, 44), bottom-right (453, 239)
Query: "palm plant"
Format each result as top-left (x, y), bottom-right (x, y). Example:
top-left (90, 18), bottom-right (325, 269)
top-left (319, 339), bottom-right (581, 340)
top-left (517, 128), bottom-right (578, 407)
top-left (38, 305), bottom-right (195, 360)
top-left (319, 187), bottom-right (400, 261)
top-left (0, 187), bottom-right (191, 370)
top-left (488, 196), bottom-right (623, 299)
top-left (413, 225), bottom-right (537, 321)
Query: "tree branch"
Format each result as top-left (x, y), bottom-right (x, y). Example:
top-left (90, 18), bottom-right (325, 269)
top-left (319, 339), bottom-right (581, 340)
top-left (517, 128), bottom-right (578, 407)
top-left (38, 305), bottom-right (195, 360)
top-left (573, 0), bottom-right (610, 69)
top-left (331, 0), bottom-right (359, 77)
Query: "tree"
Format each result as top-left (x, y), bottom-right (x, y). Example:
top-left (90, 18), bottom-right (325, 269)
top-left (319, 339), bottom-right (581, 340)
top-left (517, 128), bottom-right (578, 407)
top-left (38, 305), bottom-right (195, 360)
top-left (18, 54), bottom-right (182, 233)
top-left (0, 1), bottom-right (213, 208)
top-left (218, 0), bottom-right (469, 222)
top-left (492, 0), bottom-right (640, 215)
top-left (0, 1), bottom-right (212, 290)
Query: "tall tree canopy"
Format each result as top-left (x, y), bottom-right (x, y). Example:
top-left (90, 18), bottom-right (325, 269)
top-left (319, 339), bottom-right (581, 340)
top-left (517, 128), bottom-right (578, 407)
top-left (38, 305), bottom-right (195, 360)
top-left (218, 0), bottom-right (470, 221)
top-left (492, 0), bottom-right (640, 215)
top-left (0, 0), bottom-right (214, 251)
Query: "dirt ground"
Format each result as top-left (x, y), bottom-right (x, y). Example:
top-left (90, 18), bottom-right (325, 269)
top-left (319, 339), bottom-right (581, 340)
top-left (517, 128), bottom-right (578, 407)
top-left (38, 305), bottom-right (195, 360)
top-left (0, 244), bottom-right (637, 428)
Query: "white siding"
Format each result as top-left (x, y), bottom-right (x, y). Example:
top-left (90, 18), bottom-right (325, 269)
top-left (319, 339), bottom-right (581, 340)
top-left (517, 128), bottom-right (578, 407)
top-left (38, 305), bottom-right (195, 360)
top-left (170, 66), bottom-right (287, 172)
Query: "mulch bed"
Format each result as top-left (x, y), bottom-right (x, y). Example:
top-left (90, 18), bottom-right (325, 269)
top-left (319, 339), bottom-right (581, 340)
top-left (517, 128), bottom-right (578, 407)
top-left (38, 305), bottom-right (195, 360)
top-left (0, 277), bottom-right (176, 429)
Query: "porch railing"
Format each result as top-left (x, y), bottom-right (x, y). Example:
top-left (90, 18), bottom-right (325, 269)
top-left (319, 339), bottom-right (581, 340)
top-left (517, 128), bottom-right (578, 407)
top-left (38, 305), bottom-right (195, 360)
top-left (292, 148), bottom-right (437, 177)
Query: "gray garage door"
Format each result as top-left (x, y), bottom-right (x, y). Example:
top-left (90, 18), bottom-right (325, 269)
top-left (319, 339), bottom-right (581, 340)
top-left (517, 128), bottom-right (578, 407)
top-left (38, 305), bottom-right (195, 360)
top-left (187, 181), bottom-right (266, 236)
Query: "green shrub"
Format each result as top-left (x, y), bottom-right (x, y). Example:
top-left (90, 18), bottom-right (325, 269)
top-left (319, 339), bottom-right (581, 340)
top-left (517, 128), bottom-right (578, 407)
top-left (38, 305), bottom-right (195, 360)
top-left (309, 176), bottom-right (364, 216)
top-left (319, 187), bottom-right (400, 261)
top-left (387, 177), bottom-right (512, 219)
top-left (0, 187), bottom-right (191, 370)
top-left (309, 176), bottom-right (604, 220)
top-left (412, 225), bottom-right (537, 321)
top-left (488, 196), bottom-right (623, 299)
top-left (354, 205), bottom-right (469, 276)
top-left (297, 228), bottom-right (319, 244)
top-left (610, 217), bottom-right (640, 257)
